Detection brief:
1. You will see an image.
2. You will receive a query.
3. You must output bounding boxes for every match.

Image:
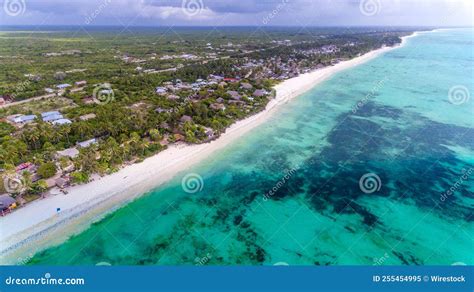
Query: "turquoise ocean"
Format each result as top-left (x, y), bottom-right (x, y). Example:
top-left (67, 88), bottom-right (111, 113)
top-left (29, 29), bottom-right (473, 265)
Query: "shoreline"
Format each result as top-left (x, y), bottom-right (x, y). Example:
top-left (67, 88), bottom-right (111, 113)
top-left (0, 33), bottom-right (417, 264)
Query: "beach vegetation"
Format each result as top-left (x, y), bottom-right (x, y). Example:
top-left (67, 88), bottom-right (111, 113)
top-left (37, 162), bottom-right (57, 179)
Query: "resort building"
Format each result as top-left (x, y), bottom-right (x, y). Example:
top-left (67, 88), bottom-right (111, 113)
top-left (0, 195), bottom-right (16, 216)
top-left (253, 89), bottom-right (268, 97)
top-left (99, 89), bottom-right (113, 95)
top-left (9, 114), bottom-right (37, 124)
top-left (210, 103), bottom-right (226, 111)
top-left (180, 115), bottom-right (193, 123)
top-left (155, 87), bottom-right (167, 95)
top-left (79, 113), bottom-right (97, 121)
top-left (42, 111), bottom-right (64, 122)
top-left (56, 84), bottom-right (72, 90)
top-left (74, 80), bottom-right (87, 87)
top-left (56, 147), bottom-right (80, 159)
top-left (240, 82), bottom-right (253, 90)
top-left (227, 91), bottom-right (242, 100)
top-left (77, 138), bottom-right (98, 148)
top-left (52, 119), bottom-right (72, 126)
top-left (16, 162), bottom-right (35, 173)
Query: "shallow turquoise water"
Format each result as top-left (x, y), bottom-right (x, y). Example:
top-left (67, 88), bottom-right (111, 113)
top-left (29, 29), bottom-right (474, 265)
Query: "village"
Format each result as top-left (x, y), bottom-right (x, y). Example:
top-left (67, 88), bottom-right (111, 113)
top-left (0, 29), bottom-right (404, 216)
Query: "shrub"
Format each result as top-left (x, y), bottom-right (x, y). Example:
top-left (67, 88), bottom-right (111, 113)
top-left (37, 163), bottom-right (57, 179)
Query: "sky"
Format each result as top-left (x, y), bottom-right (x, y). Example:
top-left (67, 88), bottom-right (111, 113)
top-left (0, 0), bottom-right (472, 27)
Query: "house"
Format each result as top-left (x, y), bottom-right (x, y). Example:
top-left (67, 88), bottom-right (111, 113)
top-left (56, 84), bottom-right (72, 90)
top-left (82, 96), bottom-right (95, 105)
top-left (45, 177), bottom-right (58, 188)
top-left (52, 119), bottom-right (72, 126)
top-left (216, 97), bottom-right (225, 103)
top-left (155, 107), bottom-right (173, 114)
top-left (56, 147), bottom-right (79, 159)
top-left (173, 133), bottom-right (185, 141)
top-left (99, 89), bottom-right (113, 95)
top-left (77, 138), bottom-right (97, 148)
top-left (180, 115), bottom-right (193, 123)
top-left (240, 82), bottom-right (253, 90)
top-left (159, 135), bottom-right (170, 146)
top-left (62, 162), bottom-right (75, 173)
top-left (79, 113), bottom-right (97, 121)
top-left (25, 74), bottom-right (42, 81)
top-left (209, 74), bottom-right (224, 81)
top-left (10, 115), bottom-right (37, 124)
top-left (227, 91), bottom-right (242, 100)
top-left (224, 78), bottom-right (238, 83)
top-left (74, 80), bottom-right (87, 87)
top-left (6, 114), bottom-right (21, 123)
top-left (1, 95), bottom-right (14, 103)
top-left (55, 177), bottom-right (70, 189)
top-left (0, 195), bottom-right (16, 216)
top-left (42, 111), bottom-right (63, 122)
top-left (167, 94), bottom-right (180, 100)
top-left (181, 54), bottom-right (197, 60)
top-left (41, 111), bottom-right (61, 119)
top-left (229, 100), bottom-right (245, 105)
top-left (165, 84), bottom-right (176, 91)
top-left (210, 103), bottom-right (226, 111)
top-left (253, 89), bottom-right (268, 97)
top-left (16, 162), bottom-right (35, 173)
top-left (155, 87), bottom-right (167, 95)
top-left (203, 127), bottom-right (215, 139)
top-left (44, 88), bottom-right (55, 94)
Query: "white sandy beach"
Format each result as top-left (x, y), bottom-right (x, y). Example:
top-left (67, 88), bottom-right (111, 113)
top-left (0, 33), bottom-right (416, 264)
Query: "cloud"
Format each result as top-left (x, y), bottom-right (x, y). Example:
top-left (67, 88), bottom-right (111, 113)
top-left (0, 0), bottom-right (472, 27)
